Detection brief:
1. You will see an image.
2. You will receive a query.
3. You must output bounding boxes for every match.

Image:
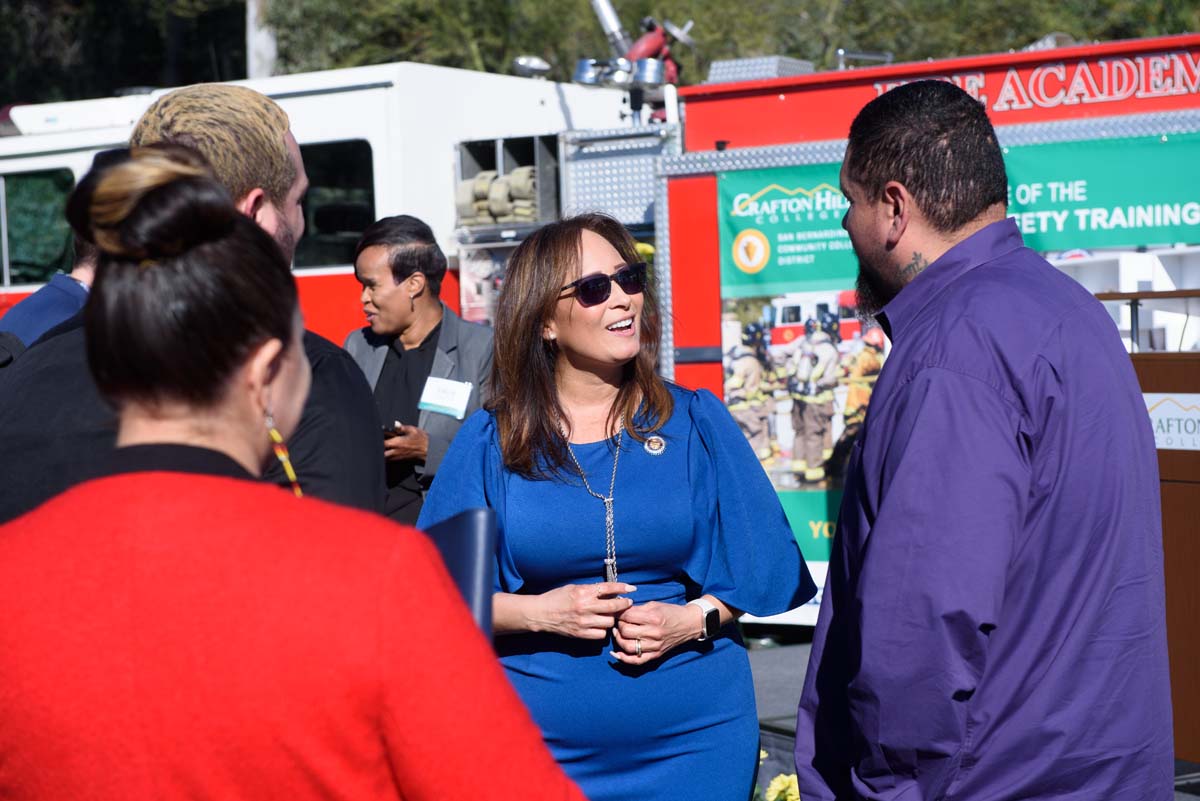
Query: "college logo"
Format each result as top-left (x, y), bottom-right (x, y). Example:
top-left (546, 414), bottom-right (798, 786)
top-left (730, 182), bottom-right (847, 219)
top-left (732, 229), bottom-right (770, 274)
top-left (1144, 393), bottom-right (1200, 451)
top-left (1142, 393), bottom-right (1200, 450)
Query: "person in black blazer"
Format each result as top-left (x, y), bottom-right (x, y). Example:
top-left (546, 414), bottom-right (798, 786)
top-left (344, 215), bottom-right (493, 523)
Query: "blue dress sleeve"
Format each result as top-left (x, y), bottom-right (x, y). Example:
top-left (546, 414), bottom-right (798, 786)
top-left (416, 410), bottom-right (523, 593)
top-left (683, 388), bottom-right (816, 615)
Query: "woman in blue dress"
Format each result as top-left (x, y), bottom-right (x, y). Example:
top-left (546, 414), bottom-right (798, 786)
top-left (418, 213), bottom-right (815, 801)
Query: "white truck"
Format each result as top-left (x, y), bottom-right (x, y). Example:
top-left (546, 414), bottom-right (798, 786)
top-left (0, 61), bottom-right (628, 340)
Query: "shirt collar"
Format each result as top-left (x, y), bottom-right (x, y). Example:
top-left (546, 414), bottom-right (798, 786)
top-left (51, 272), bottom-right (89, 294)
top-left (390, 319), bottom-right (442, 356)
top-left (878, 217), bottom-right (1024, 342)
top-left (100, 443), bottom-right (256, 482)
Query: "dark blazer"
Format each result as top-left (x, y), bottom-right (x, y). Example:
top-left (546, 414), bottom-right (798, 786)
top-left (344, 305), bottom-right (492, 486)
top-left (0, 320), bottom-right (116, 524)
top-left (0, 331), bottom-right (26, 368)
top-left (0, 317), bottom-right (385, 523)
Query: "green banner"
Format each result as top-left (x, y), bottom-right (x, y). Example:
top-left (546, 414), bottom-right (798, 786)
top-left (778, 489), bottom-right (838, 563)
top-left (1006, 132), bottom-right (1200, 251)
top-left (718, 165), bottom-right (858, 298)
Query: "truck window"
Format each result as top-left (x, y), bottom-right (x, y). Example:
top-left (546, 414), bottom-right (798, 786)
top-left (1, 169), bottom-right (75, 287)
top-left (294, 140), bottom-right (375, 269)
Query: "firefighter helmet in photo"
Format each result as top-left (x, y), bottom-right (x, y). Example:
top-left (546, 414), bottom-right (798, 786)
top-left (819, 309), bottom-right (839, 339)
top-left (742, 322), bottom-right (765, 347)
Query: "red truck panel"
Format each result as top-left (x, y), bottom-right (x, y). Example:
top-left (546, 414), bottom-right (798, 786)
top-left (667, 175), bottom-right (721, 350)
top-left (280, 269), bottom-right (461, 347)
top-left (0, 290), bottom-right (34, 321)
top-left (681, 34), bottom-right (1200, 151)
top-left (674, 363), bottom-right (723, 395)
top-left (666, 175), bottom-right (724, 397)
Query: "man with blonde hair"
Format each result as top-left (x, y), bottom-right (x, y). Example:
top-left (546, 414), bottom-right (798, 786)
top-left (131, 85), bottom-right (304, 262)
top-left (130, 84), bottom-right (385, 511)
top-left (0, 85), bottom-right (385, 521)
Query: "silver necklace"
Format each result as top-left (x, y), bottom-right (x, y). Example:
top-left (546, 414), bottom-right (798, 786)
top-left (563, 415), bottom-right (624, 583)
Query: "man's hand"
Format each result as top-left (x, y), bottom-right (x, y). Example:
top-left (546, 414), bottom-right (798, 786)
top-left (384, 423), bottom-right (429, 462)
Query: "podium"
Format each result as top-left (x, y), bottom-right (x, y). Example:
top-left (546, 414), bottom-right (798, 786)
top-left (1101, 290), bottom-right (1200, 762)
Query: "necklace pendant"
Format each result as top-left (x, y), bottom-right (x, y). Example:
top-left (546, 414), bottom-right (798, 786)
top-left (562, 414), bottom-right (624, 588)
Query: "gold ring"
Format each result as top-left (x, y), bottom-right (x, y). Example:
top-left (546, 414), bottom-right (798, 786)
top-left (636, 638), bottom-right (642, 657)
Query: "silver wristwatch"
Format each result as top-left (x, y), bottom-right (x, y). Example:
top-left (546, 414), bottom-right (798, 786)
top-left (687, 598), bottom-right (720, 641)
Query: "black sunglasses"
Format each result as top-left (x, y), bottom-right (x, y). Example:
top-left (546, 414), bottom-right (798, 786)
top-left (560, 262), bottom-right (648, 308)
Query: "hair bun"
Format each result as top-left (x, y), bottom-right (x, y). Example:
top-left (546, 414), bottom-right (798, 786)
top-left (67, 144), bottom-right (237, 261)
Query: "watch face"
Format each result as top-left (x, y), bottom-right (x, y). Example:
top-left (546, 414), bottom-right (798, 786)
top-left (703, 607), bottom-right (720, 638)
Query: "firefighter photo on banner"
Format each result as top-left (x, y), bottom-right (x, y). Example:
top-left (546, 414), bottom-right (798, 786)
top-left (722, 293), bottom-right (886, 490)
top-left (718, 162), bottom-right (889, 624)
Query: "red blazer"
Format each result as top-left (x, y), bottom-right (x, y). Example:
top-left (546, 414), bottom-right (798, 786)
top-left (0, 469), bottom-right (584, 801)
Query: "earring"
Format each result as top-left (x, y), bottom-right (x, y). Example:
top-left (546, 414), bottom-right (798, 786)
top-left (409, 294), bottom-right (415, 313)
top-left (265, 410), bottom-right (303, 498)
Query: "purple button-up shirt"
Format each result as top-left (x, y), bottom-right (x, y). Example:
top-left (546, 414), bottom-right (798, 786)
top-left (795, 218), bottom-right (1174, 800)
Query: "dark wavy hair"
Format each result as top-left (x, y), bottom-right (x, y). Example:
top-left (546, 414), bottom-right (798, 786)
top-left (846, 79), bottom-right (1008, 233)
top-left (65, 145), bottom-right (298, 409)
top-left (354, 214), bottom-right (448, 295)
top-left (488, 213), bottom-right (672, 479)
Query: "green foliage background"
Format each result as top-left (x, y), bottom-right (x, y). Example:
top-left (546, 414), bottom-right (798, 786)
top-left (267, 0), bottom-right (1200, 83)
top-left (0, 0), bottom-right (1197, 104)
top-left (0, 0), bottom-right (245, 104)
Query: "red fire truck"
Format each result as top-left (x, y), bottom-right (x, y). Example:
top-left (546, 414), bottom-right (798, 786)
top-left (662, 32), bottom-right (1200, 396)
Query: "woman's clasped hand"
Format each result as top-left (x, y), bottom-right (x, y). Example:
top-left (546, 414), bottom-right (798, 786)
top-left (524, 581), bottom-right (635, 640)
top-left (611, 597), bottom-right (709, 665)
top-left (522, 580), bottom-right (711, 664)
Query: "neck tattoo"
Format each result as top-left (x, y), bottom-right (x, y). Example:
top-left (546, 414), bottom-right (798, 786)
top-left (900, 251), bottom-right (930, 282)
top-left (563, 414), bottom-right (624, 583)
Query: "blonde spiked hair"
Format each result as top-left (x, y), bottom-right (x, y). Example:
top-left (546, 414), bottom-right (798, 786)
top-left (130, 84), bottom-right (295, 205)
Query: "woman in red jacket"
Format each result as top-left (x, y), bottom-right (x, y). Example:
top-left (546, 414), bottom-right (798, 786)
top-left (0, 146), bottom-right (584, 801)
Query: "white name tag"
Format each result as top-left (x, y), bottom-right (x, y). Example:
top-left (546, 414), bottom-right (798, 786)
top-left (419, 377), bottom-right (473, 420)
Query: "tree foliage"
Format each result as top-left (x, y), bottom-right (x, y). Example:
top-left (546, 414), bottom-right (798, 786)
top-left (0, 0), bottom-right (245, 105)
top-left (266, 0), bottom-right (1200, 84)
top-left (266, 0), bottom-right (609, 76)
top-left (1, 0), bottom-right (1197, 105)
top-left (838, 0), bottom-right (1199, 66)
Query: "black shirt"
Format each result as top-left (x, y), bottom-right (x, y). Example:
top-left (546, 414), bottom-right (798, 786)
top-left (104, 443), bottom-right (255, 482)
top-left (261, 330), bottom-right (387, 513)
top-left (0, 318), bottom-right (386, 524)
top-left (373, 321), bottom-right (441, 524)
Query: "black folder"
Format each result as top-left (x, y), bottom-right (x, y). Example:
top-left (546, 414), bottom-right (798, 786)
top-left (423, 508), bottom-right (496, 634)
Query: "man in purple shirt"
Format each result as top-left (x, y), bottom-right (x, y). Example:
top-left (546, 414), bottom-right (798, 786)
top-left (795, 80), bottom-right (1174, 800)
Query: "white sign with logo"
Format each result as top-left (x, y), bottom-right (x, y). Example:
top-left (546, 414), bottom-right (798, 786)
top-left (1144, 393), bottom-right (1200, 451)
